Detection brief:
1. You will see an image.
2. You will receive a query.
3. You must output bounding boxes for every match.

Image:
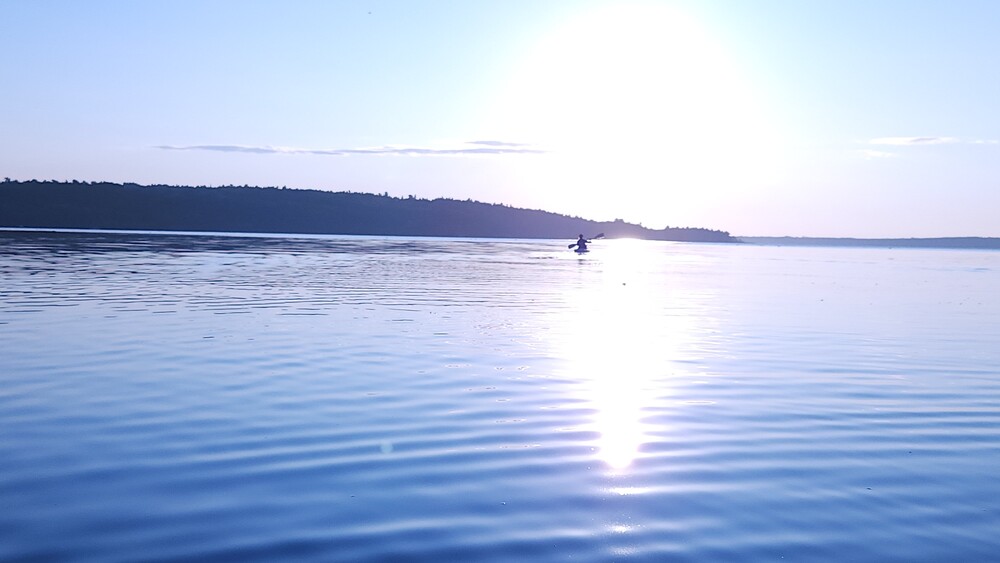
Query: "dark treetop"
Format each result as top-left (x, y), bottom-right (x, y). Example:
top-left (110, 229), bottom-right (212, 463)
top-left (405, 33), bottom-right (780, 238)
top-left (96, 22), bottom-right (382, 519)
top-left (0, 180), bottom-right (737, 242)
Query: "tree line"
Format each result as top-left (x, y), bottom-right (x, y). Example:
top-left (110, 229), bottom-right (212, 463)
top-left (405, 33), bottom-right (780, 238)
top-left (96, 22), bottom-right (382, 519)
top-left (0, 179), bottom-right (737, 242)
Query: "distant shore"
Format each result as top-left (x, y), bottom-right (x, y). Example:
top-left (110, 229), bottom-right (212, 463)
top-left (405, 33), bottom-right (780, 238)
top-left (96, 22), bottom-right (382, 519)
top-left (0, 179), bottom-right (736, 243)
top-left (739, 236), bottom-right (1000, 250)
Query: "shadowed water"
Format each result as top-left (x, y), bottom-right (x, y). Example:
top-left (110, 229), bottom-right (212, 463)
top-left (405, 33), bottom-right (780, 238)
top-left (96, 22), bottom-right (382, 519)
top-left (2, 230), bottom-right (1000, 562)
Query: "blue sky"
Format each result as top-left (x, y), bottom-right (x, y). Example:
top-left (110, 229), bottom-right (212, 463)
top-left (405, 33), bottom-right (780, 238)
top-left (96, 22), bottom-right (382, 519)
top-left (2, 0), bottom-right (998, 237)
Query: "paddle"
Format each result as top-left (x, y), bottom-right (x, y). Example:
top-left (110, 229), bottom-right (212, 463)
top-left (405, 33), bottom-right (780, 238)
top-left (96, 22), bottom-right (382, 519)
top-left (568, 233), bottom-right (604, 249)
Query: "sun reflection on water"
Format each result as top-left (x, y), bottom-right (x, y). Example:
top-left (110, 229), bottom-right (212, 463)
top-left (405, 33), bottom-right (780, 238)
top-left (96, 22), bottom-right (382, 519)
top-left (557, 239), bottom-right (700, 470)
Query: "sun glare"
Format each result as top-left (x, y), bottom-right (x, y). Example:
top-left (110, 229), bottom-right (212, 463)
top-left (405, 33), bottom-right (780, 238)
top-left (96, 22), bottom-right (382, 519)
top-left (485, 2), bottom-right (782, 226)
top-left (556, 240), bottom-right (694, 470)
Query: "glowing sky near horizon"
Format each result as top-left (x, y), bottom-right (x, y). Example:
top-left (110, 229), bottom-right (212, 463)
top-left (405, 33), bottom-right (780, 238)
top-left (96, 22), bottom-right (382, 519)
top-left (2, 0), bottom-right (998, 237)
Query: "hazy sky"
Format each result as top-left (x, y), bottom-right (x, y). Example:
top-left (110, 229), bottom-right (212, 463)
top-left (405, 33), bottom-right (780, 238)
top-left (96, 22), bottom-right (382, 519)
top-left (2, 0), bottom-right (998, 237)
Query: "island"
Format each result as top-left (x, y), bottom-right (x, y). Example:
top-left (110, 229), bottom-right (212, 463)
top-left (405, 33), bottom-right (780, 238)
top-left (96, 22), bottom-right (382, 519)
top-left (0, 179), bottom-right (737, 242)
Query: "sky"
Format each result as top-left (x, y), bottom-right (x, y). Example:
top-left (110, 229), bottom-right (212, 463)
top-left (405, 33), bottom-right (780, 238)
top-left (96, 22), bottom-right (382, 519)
top-left (2, 0), bottom-right (998, 238)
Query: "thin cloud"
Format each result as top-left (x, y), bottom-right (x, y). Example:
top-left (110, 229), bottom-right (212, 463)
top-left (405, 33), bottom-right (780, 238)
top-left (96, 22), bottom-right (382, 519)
top-left (155, 145), bottom-right (297, 154)
top-left (856, 136), bottom-right (998, 159)
top-left (468, 140), bottom-right (533, 148)
top-left (156, 141), bottom-right (545, 156)
top-left (864, 136), bottom-right (999, 148)
top-left (868, 136), bottom-right (960, 146)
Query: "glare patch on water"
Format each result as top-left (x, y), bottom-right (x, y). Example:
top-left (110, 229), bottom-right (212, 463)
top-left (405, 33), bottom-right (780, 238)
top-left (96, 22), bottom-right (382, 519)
top-left (556, 239), bottom-right (709, 470)
top-left (607, 486), bottom-right (651, 496)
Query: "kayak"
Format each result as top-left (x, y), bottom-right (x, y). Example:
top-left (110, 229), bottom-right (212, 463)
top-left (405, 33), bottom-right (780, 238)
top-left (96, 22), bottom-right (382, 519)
top-left (568, 233), bottom-right (603, 253)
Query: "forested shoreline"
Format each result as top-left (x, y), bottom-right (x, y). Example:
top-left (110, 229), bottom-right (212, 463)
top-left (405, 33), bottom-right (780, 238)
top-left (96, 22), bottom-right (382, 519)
top-left (0, 179), bottom-right (737, 242)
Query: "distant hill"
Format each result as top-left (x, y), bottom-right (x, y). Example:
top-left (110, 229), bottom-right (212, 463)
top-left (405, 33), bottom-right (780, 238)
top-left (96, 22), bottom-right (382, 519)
top-left (740, 236), bottom-right (1000, 250)
top-left (0, 179), bottom-right (737, 242)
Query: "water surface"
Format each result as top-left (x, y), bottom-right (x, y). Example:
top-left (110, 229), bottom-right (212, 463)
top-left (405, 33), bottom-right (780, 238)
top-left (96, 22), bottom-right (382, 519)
top-left (2, 230), bottom-right (999, 561)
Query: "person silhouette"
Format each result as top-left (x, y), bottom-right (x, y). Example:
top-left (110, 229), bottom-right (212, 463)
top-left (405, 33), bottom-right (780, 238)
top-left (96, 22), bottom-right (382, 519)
top-left (570, 234), bottom-right (589, 251)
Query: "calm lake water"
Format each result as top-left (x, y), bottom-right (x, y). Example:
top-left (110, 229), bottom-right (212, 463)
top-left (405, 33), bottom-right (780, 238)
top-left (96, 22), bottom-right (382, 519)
top-left (2, 229), bottom-right (1000, 562)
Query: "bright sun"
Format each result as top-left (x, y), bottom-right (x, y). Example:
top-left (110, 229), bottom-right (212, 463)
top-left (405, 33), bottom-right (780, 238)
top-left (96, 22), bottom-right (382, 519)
top-left (485, 2), bottom-right (782, 227)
